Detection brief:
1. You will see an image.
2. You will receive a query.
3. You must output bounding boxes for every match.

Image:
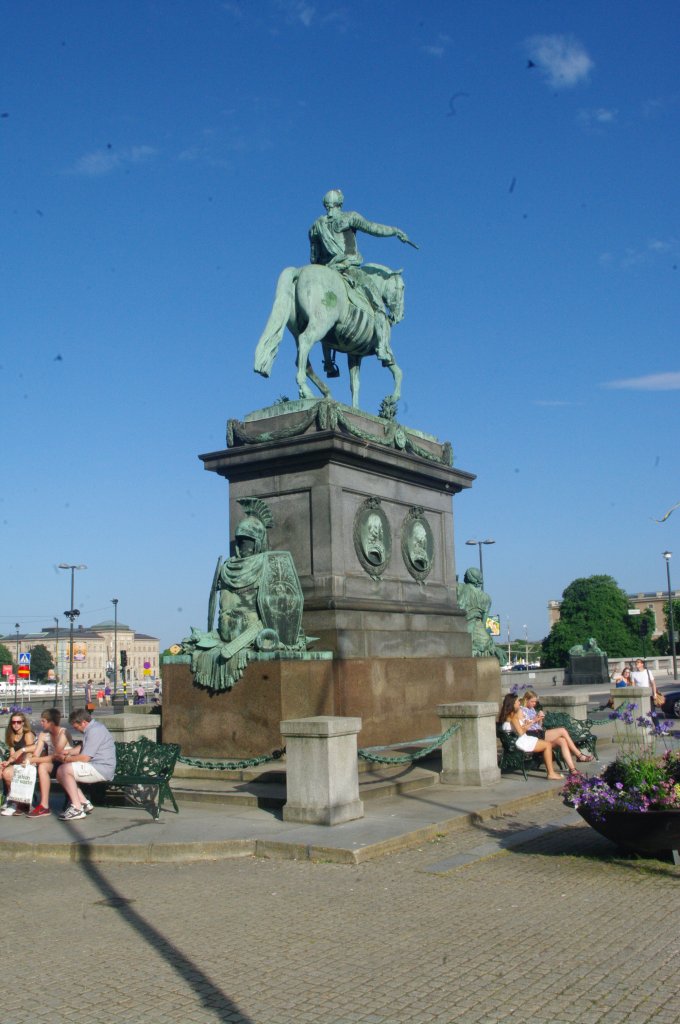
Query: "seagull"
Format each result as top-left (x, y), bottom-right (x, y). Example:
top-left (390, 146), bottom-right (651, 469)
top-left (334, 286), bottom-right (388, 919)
top-left (527, 60), bottom-right (536, 69)
top-left (654, 500), bottom-right (680, 523)
top-left (447, 92), bottom-right (469, 116)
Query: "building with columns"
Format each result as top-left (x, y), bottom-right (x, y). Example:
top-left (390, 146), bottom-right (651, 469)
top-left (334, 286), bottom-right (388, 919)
top-left (1, 620), bottom-right (160, 686)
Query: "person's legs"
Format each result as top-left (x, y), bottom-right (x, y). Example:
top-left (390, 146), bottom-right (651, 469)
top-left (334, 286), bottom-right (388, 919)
top-left (554, 737), bottom-right (578, 773)
top-left (534, 739), bottom-right (561, 780)
top-left (55, 763), bottom-right (82, 809)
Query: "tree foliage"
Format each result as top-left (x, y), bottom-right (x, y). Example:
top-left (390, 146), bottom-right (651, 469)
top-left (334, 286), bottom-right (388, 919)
top-left (29, 644), bottom-right (54, 681)
top-left (541, 575), bottom-right (644, 668)
top-left (0, 643), bottom-right (14, 671)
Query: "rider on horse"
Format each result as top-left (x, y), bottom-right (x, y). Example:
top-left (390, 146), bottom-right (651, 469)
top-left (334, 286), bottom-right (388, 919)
top-left (308, 190), bottom-right (414, 375)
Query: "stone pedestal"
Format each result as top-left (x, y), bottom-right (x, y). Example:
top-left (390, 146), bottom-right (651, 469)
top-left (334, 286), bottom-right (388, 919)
top-left (437, 701), bottom-right (501, 786)
top-left (104, 713), bottom-right (161, 743)
top-left (280, 716), bottom-right (363, 825)
top-left (162, 655), bottom-right (334, 758)
top-left (162, 400), bottom-right (502, 759)
top-left (609, 685), bottom-right (653, 715)
top-left (567, 654), bottom-right (609, 685)
top-left (539, 692), bottom-right (589, 722)
top-left (203, 400), bottom-right (475, 661)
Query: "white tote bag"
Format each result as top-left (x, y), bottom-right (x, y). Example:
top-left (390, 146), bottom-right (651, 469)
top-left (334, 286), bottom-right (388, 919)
top-left (8, 763), bottom-right (37, 804)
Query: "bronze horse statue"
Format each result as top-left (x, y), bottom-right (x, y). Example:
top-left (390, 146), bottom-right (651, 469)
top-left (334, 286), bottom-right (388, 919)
top-left (253, 263), bottom-right (404, 409)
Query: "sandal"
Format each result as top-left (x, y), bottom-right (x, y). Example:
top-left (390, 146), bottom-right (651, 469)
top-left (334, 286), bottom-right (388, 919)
top-left (576, 752), bottom-right (594, 762)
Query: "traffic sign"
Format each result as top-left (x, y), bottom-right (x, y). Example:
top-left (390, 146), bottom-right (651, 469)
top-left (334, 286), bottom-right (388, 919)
top-left (19, 652), bottom-right (31, 665)
top-left (18, 665), bottom-right (30, 679)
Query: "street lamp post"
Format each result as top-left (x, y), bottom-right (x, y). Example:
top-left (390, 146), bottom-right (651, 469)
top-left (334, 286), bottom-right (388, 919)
top-left (465, 538), bottom-right (495, 588)
top-left (53, 616), bottom-right (60, 705)
top-left (112, 597), bottom-right (119, 698)
top-left (663, 551), bottom-right (677, 681)
top-left (58, 563), bottom-right (87, 713)
top-left (14, 623), bottom-right (20, 702)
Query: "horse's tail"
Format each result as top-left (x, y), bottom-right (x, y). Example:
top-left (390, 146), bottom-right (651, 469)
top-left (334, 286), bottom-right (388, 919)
top-left (254, 266), bottom-right (298, 378)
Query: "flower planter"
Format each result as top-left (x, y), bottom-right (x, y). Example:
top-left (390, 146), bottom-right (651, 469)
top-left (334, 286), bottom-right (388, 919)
top-left (576, 806), bottom-right (680, 856)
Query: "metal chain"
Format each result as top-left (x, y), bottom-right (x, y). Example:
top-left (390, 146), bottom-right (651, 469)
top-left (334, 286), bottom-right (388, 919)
top-left (357, 722), bottom-right (461, 764)
top-left (178, 748), bottom-right (285, 771)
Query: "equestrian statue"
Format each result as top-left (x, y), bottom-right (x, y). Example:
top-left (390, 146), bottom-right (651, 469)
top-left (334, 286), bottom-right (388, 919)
top-left (254, 189), bottom-right (417, 412)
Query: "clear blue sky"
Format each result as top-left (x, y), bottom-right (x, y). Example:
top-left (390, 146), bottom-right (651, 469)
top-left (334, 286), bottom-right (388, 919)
top-left (2, 0), bottom-right (678, 652)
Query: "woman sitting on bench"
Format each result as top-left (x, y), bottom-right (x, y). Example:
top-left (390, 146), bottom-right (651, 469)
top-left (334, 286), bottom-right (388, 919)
top-left (498, 694), bottom-right (579, 779)
top-left (23, 708), bottom-right (73, 818)
top-left (519, 690), bottom-right (594, 763)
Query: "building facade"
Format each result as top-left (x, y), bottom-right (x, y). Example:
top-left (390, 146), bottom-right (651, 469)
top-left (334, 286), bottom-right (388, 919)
top-left (548, 591), bottom-right (680, 639)
top-left (1, 620), bottom-right (160, 685)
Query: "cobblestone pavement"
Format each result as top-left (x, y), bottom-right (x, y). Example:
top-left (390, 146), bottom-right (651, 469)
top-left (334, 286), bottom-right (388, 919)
top-left (9, 799), bottom-right (680, 1024)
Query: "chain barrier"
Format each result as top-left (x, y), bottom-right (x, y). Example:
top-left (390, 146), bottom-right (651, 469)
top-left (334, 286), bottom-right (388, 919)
top-left (178, 748), bottom-right (285, 771)
top-left (357, 722), bottom-right (461, 765)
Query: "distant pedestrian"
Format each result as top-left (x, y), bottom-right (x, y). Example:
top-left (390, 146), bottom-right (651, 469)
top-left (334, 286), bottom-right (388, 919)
top-left (96, 687), bottom-right (104, 706)
top-left (84, 679), bottom-right (93, 707)
top-left (104, 684), bottom-right (112, 705)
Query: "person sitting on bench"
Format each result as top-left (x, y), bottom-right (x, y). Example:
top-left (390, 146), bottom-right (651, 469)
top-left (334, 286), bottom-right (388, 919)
top-left (54, 708), bottom-right (116, 821)
top-left (498, 694), bottom-right (574, 780)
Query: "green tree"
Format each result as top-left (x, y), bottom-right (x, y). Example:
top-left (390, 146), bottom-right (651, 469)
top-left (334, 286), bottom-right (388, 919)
top-left (0, 642), bottom-right (14, 673)
top-left (541, 575), bottom-right (643, 668)
top-left (29, 643), bottom-right (54, 681)
top-left (654, 599), bottom-right (680, 654)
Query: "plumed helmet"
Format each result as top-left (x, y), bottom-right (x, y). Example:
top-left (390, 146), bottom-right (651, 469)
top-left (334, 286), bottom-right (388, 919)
top-left (323, 189), bottom-right (344, 210)
top-left (235, 516), bottom-right (268, 553)
top-left (463, 567), bottom-right (483, 586)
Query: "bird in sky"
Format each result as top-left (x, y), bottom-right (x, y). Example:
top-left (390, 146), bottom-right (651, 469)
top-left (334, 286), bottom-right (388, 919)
top-left (654, 500), bottom-right (680, 523)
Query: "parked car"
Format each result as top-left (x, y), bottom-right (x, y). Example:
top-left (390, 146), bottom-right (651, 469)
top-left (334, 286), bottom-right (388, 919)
top-left (659, 687), bottom-right (680, 718)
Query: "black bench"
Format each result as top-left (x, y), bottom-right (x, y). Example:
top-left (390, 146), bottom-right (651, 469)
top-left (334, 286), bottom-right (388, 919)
top-left (100, 736), bottom-right (181, 820)
top-left (542, 711), bottom-right (598, 759)
top-left (497, 727), bottom-right (565, 780)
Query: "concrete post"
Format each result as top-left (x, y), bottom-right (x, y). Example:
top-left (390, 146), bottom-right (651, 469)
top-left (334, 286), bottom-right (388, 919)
top-left (280, 716), bottom-right (364, 826)
top-left (608, 686), bottom-right (653, 716)
top-left (538, 692), bottom-right (589, 721)
top-left (436, 702), bottom-right (500, 786)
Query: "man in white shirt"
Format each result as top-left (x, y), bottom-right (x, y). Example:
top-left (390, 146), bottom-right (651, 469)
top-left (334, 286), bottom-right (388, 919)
top-left (631, 659), bottom-right (662, 711)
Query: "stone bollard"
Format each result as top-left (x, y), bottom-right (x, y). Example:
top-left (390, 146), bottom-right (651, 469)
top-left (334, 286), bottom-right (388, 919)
top-left (538, 692), bottom-right (589, 721)
top-left (103, 712), bottom-right (161, 743)
top-left (608, 685), bottom-right (653, 716)
top-left (280, 716), bottom-right (364, 826)
top-left (436, 702), bottom-right (500, 786)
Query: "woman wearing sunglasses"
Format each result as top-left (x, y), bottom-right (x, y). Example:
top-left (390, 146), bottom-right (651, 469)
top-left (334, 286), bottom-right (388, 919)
top-left (1, 712), bottom-right (37, 815)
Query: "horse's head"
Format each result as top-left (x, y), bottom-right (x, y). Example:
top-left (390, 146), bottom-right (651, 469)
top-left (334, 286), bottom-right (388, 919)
top-left (383, 271), bottom-right (404, 325)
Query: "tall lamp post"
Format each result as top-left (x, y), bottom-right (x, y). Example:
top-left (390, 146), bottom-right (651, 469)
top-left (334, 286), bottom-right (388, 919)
top-left (53, 616), bottom-right (60, 706)
top-left (58, 563), bottom-right (87, 713)
top-left (112, 597), bottom-right (119, 698)
top-left (14, 623), bottom-right (20, 700)
top-left (663, 551), bottom-right (678, 681)
top-left (465, 538), bottom-right (495, 587)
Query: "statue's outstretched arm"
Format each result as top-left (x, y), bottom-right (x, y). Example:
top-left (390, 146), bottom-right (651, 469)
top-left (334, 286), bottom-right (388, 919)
top-left (349, 212), bottom-right (418, 249)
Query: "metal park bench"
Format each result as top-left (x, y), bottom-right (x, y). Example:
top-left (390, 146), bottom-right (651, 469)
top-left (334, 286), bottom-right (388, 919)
top-left (101, 736), bottom-right (181, 820)
top-left (542, 711), bottom-right (598, 760)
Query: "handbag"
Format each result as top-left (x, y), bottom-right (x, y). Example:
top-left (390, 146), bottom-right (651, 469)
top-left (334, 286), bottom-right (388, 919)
top-left (8, 763), bottom-right (37, 804)
top-left (653, 691), bottom-right (665, 707)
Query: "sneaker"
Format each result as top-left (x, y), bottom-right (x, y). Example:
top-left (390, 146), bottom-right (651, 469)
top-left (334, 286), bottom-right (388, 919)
top-left (28, 805), bottom-right (51, 818)
top-left (59, 805), bottom-right (87, 821)
top-left (1, 801), bottom-right (19, 816)
top-left (81, 799), bottom-right (94, 815)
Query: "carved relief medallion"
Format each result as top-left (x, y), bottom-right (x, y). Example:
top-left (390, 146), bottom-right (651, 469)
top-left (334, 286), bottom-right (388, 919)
top-left (353, 497), bottom-right (391, 580)
top-left (401, 506), bottom-right (434, 582)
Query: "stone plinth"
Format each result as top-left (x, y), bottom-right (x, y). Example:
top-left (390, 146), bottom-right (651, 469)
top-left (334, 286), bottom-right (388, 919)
top-left (201, 400), bottom-right (475, 661)
top-left (567, 654), bottom-right (609, 685)
top-left (437, 701), bottom-right (501, 786)
top-left (280, 716), bottom-right (363, 826)
top-left (162, 655), bottom-right (334, 758)
top-left (163, 654), bottom-right (501, 755)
